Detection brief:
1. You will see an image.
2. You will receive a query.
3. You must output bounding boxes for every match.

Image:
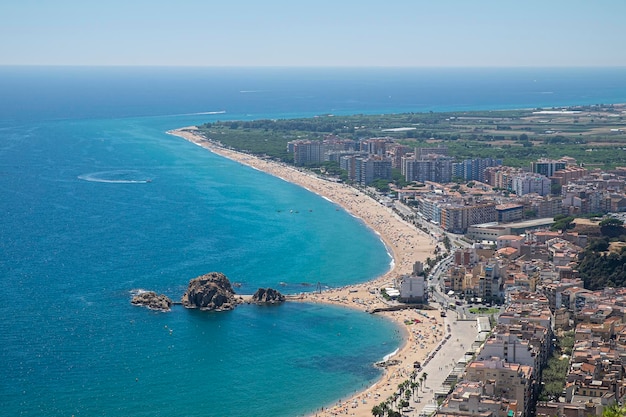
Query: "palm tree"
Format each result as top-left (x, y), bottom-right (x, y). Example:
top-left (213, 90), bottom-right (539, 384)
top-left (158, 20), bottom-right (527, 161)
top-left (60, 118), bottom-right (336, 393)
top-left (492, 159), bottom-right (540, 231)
top-left (399, 399), bottom-right (410, 413)
top-left (391, 392), bottom-right (400, 409)
top-left (381, 401), bottom-right (390, 415)
top-left (422, 372), bottom-right (428, 388)
top-left (371, 404), bottom-right (383, 417)
top-left (397, 382), bottom-right (405, 396)
top-left (399, 380), bottom-right (409, 395)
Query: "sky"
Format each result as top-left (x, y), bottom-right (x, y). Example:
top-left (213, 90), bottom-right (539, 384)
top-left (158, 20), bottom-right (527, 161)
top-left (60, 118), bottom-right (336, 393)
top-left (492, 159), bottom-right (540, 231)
top-left (1, 0), bottom-right (625, 67)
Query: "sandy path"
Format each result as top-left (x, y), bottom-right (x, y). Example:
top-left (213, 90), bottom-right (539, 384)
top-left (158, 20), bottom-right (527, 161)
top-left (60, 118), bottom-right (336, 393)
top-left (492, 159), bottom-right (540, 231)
top-left (167, 127), bottom-right (443, 417)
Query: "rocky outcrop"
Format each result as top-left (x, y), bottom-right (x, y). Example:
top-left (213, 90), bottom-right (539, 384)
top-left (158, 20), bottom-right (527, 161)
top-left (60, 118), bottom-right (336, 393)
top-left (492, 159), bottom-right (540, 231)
top-left (181, 272), bottom-right (240, 311)
top-left (251, 288), bottom-right (285, 304)
top-left (131, 291), bottom-right (173, 312)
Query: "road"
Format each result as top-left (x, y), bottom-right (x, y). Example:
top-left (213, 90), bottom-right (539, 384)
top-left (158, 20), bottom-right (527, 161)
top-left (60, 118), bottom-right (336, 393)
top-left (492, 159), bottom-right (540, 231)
top-left (385, 201), bottom-right (485, 415)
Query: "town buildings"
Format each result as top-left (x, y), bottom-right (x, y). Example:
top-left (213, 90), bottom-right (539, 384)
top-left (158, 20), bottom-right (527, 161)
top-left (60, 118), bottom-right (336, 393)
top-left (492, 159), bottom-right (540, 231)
top-left (511, 173), bottom-right (552, 197)
top-left (531, 159), bottom-right (567, 178)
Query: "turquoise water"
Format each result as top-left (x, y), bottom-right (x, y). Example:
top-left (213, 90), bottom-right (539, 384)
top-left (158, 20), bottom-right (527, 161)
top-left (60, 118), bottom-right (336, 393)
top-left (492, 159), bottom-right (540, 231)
top-left (0, 114), bottom-right (396, 416)
top-left (1, 67), bottom-right (625, 416)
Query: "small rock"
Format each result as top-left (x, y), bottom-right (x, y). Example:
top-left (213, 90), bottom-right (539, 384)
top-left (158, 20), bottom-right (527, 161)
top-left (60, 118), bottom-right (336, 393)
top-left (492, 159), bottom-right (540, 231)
top-left (251, 288), bottom-right (285, 304)
top-left (131, 291), bottom-right (172, 312)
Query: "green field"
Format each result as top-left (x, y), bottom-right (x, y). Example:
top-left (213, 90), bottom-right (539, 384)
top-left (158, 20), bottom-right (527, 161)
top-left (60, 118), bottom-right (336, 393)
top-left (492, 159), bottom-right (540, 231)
top-left (197, 103), bottom-right (626, 169)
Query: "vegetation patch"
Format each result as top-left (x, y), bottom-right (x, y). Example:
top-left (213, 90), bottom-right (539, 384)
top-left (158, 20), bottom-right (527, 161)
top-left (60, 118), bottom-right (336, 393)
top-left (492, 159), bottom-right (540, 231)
top-left (468, 307), bottom-right (499, 315)
top-left (197, 105), bottom-right (626, 170)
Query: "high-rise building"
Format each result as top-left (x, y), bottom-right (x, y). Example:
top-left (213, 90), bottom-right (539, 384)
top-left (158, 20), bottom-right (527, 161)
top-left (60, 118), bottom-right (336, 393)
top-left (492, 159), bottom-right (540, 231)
top-left (360, 138), bottom-right (390, 156)
top-left (291, 140), bottom-right (325, 165)
top-left (387, 144), bottom-right (412, 169)
top-left (439, 201), bottom-right (498, 233)
top-left (531, 158), bottom-right (567, 178)
top-left (403, 155), bottom-right (454, 183)
top-left (550, 166), bottom-right (587, 186)
top-left (452, 158), bottom-right (503, 182)
top-left (357, 157), bottom-right (392, 185)
top-left (339, 153), bottom-right (368, 181)
top-left (417, 145), bottom-right (448, 159)
top-left (511, 173), bottom-right (551, 196)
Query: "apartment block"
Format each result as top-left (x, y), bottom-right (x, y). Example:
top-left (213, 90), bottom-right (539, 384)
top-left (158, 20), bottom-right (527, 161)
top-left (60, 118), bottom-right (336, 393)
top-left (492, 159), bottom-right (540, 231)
top-left (531, 158), bottom-right (567, 178)
top-left (512, 173), bottom-right (552, 197)
top-left (464, 358), bottom-right (534, 417)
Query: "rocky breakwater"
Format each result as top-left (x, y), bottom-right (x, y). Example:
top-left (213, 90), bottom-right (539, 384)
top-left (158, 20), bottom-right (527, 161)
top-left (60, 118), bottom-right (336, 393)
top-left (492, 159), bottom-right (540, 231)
top-left (251, 288), bottom-right (285, 305)
top-left (131, 291), bottom-right (173, 312)
top-left (181, 272), bottom-right (242, 311)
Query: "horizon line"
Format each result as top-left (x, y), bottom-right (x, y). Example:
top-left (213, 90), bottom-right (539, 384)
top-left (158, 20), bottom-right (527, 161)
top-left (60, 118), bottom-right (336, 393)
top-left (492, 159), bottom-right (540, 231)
top-left (1, 64), bottom-right (626, 69)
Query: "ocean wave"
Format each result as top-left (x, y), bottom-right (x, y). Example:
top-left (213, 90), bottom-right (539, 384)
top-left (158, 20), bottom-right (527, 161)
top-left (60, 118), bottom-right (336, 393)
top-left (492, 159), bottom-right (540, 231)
top-left (78, 170), bottom-right (152, 184)
top-left (382, 348), bottom-right (399, 361)
top-left (129, 288), bottom-right (150, 297)
top-left (188, 110), bottom-right (226, 115)
top-left (157, 110), bottom-right (226, 118)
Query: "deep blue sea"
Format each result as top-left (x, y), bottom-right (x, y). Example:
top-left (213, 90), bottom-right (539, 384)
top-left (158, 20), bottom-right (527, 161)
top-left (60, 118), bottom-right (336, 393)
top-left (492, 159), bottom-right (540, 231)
top-left (1, 67), bottom-right (625, 416)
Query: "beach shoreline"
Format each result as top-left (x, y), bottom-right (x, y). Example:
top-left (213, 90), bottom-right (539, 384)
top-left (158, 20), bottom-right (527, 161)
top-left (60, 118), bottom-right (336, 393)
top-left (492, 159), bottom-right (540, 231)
top-left (167, 126), bottom-right (444, 417)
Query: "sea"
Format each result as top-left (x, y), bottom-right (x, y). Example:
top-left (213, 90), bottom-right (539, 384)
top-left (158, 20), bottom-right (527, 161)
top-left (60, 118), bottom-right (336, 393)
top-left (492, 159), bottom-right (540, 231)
top-left (1, 67), bottom-right (625, 416)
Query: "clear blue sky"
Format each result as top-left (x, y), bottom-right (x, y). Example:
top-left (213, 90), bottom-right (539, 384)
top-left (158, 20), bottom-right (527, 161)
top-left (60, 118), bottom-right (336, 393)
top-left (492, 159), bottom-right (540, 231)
top-left (2, 0), bottom-right (625, 67)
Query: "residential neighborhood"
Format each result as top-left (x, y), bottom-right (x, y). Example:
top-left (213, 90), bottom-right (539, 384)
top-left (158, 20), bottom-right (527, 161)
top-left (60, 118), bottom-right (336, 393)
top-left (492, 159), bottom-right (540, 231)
top-left (286, 137), bottom-right (626, 417)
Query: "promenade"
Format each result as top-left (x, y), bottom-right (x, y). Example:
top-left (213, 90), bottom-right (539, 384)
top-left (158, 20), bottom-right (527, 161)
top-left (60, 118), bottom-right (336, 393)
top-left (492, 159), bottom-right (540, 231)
top-left (408, 314), bottom-right (479, 417)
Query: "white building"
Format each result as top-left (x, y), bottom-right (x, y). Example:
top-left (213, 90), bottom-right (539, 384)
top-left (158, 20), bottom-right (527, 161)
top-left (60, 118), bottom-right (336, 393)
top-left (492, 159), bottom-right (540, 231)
top-left (476, 330), bottom-right (540, 377)
top-left (511, 173), bottom-right (551, 196)
top-left (399, 275), bottom-right (426, 303)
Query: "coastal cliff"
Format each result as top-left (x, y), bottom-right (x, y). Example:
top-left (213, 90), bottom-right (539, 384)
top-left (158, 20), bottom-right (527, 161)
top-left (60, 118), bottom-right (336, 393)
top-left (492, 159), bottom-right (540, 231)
top-left (181, 272), bottom-right (241, 311)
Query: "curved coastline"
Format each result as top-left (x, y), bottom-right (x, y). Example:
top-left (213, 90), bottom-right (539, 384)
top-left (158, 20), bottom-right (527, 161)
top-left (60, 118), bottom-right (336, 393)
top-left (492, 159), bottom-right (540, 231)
top-left (167, 126), bottom-right (444, 417)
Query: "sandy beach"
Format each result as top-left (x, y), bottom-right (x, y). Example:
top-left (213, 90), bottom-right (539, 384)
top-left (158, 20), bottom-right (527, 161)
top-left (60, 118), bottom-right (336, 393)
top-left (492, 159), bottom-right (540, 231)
top-left (167, 127), bottom-right (444, 417)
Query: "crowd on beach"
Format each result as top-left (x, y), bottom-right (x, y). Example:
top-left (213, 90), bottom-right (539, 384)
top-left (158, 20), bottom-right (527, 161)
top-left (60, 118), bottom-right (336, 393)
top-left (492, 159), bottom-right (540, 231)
top-left (167, 127), bottom-right (442, 417)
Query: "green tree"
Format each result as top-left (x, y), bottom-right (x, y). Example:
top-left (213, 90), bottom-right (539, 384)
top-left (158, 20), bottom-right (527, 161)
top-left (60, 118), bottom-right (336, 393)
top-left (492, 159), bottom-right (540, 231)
top-left (399, 399), bottom-right (410, 411)
top-left (542, 381), bottom-right (564, 401)
top-left (600, 218), bottom-right (626, 238)
top-left (588, 238), bottom-right (609, 252)
top-left (371, 179), bottom-right (391, 193)
top-left (391, 168), bottom-right (409, 188)
top-left (443, 235), bottom-right (451, 251)
top-left (381, 401), bottom-right (390, 416)
top-left (551, 215), bottom-right (575, 232)
top-left (602, 403), bottom-right (626, 417)
top-left (371, 404), bottom-right (384, 417)
top-left (600, 218), bottom-right (624, 227)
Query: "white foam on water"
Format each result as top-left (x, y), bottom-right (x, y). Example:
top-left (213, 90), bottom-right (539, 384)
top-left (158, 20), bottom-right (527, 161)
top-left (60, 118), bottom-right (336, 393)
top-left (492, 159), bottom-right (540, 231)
top-left (78, 170), bottom-right (152, 184)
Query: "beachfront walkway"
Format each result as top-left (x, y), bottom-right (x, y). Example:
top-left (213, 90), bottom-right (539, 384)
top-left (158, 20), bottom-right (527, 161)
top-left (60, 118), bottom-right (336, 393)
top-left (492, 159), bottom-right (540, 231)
top-left (406, 314), bottom-right (478, 417)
